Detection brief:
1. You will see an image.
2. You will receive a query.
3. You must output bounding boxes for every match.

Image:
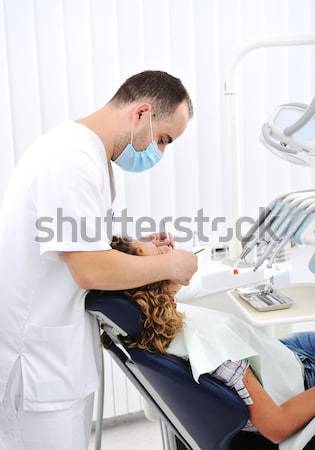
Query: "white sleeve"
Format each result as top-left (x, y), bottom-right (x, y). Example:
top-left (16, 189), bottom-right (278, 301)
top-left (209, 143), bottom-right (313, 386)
top-left (31, 149), bottom-right (112, 261)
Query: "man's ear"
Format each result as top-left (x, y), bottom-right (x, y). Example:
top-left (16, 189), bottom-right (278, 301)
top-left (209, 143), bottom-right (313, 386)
top-left (132, 103), bottom-right (152, 124)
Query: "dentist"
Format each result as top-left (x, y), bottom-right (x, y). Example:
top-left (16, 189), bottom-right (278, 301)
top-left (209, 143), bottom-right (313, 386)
top-left (0, 70), bottom-right (197, 450)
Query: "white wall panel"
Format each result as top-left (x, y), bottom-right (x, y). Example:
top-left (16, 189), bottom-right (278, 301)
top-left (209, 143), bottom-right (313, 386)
top-left (2, 0), bottom-right (42, 158)
top-left (33, 0), bottom-right (69, 130)
top-left (0, 0), bottom-right (15, 200)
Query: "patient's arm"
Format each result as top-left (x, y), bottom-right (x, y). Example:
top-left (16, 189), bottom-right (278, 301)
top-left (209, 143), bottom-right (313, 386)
top-left (243, 367), bottom-right (315, 444)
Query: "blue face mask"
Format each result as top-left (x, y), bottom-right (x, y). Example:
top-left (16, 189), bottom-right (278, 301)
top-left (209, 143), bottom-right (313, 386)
top-left (113, 112), bottom-right (164, 172)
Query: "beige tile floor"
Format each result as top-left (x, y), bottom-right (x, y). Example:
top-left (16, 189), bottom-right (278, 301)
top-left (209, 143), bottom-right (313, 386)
top-left (88, 414), bottom-right (164, 450)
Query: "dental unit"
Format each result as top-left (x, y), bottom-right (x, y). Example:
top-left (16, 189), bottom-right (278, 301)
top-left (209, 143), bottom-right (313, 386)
top-left (235, 93), bottom-right (315, 274)
top-left (225, 33), bottom-right (315, 263)
top-left (223, 34), bottom-right (315, 333)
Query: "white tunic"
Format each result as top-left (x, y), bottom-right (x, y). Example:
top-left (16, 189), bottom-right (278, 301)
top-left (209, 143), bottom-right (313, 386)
top-left (167, 302), bottom-right (315, 450)
top-left (0, 120), bottom-right (115, 411)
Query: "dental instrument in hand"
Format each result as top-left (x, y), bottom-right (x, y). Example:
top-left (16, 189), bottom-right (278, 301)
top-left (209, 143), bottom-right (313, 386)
top-left (166, 231), bottom-right (173, 250)
top-left (194, 248), bottom-right (206, 255)
top-left (161, 216), bottom-right (173, 250)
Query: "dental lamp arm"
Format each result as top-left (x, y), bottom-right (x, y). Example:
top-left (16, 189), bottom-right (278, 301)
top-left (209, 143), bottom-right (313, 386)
top-left (284, 97), bottom-right (315, 136)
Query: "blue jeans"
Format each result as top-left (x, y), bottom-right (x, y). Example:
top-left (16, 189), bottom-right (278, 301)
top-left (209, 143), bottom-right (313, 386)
top-left (279, 331), bottom-right (315, 390)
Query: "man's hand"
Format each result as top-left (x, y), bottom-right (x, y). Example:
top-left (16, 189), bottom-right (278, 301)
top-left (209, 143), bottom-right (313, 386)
top-left (62, 247), bottom-right (198, 291)
top-left (167, 249), bottom-right (198, 286)
top-left (140, 231), bottom-right (175, 248)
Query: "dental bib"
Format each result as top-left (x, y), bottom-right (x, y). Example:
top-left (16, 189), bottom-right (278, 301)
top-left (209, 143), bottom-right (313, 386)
top-left (168, 302), bottom-right (315, 450)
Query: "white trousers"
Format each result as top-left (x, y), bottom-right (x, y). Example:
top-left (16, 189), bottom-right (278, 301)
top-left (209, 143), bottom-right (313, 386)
top-left (0, 359), bottom-right (95, 450)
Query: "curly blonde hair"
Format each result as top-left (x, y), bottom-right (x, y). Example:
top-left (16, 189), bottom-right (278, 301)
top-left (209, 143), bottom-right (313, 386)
top-left (106, 235), bottom-right (184, 353)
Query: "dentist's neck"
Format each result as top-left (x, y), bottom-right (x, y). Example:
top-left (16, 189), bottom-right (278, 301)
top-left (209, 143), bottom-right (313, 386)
top-left (75, 103), bottom-right (128, 162)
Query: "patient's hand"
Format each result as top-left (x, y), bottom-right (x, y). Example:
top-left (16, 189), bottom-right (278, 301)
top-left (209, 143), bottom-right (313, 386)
top-left (140, 232), bottom-right (175, 249)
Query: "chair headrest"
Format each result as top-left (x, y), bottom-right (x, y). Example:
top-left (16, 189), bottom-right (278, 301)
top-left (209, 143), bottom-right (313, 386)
top-left (85, 290), bottom-right (145, 339)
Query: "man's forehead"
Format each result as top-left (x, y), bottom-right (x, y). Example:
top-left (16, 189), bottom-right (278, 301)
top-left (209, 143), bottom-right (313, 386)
top-left (158, 102), bottom-right (190, 139)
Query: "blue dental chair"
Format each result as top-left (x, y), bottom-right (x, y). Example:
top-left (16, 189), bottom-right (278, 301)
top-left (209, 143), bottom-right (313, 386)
top-left (85, 290), bottom-right (315, 450)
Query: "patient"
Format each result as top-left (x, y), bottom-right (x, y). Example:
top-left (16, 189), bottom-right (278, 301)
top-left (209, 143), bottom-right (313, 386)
top-left (98, 235), bottom-right (315, 445)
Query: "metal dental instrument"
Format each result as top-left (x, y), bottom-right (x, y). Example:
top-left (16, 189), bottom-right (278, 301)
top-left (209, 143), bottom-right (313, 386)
top-left (243, 191), bottom-right (312, 247)
top-left (237, 200), bottom-right (285, 264)
top-left (161, 216), bottom-right (173, 251)
top-left (267, 197), bottom-right (315, 255)
top-left (262, 192), bottom-right (315, 246)
top-left (253, 197), bottom-right (315, 271)
top-left (240, 191), bottom-right (299, 248)
top-left (166, 231), bottom-right (173, 251)
top-left (236, 192), bottom-right (308, 266)
top-left (266, 205), bottom-right (315, 268)
top-left (241, 204), bottom-right (275, 247)
top-left (270, 195), bottom-right (315, 241)
top-left (253, 217), bottom-right (298, 271)
top-left (255, 199), bottom-right (315, 271)
top-left (194, 248), bottom-right (206, 255)
top-left (236, 283), bottom-right (295, 311)
top-left (237, 190), bottom-right (315, 266)
top-left (236, 190), bottom-right (315, 273)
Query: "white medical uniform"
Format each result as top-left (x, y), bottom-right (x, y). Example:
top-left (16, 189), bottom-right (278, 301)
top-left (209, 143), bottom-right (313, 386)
top-left (167, 302), bottom-right (315, 450)
top-left (0, 120), bottom-right (115, 449)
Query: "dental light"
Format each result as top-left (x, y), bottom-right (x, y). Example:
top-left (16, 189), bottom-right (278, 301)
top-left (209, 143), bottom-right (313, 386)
top-left (261, 97), bottom-right (315, 166)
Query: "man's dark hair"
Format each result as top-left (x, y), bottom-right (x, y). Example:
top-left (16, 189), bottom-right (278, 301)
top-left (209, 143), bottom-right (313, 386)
top-left (110, 70), bottom-right (193, 119)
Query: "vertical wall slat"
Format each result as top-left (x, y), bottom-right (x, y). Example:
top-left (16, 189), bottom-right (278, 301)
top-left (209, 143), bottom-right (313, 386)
top-left (33, 0), bottom-right (73, 130)
top-left (238, 0), bottom-right (267, 219)
top-left (62, 0), bottom-right (94, 118)
top-left (193, 0), bottom-right (223, 245)
top-left (0, 0), bottom-right (15, 200)
top-left (287, 0), bottom-right (313, 190)
top-left (2, 0), bottom-right (42, 160)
